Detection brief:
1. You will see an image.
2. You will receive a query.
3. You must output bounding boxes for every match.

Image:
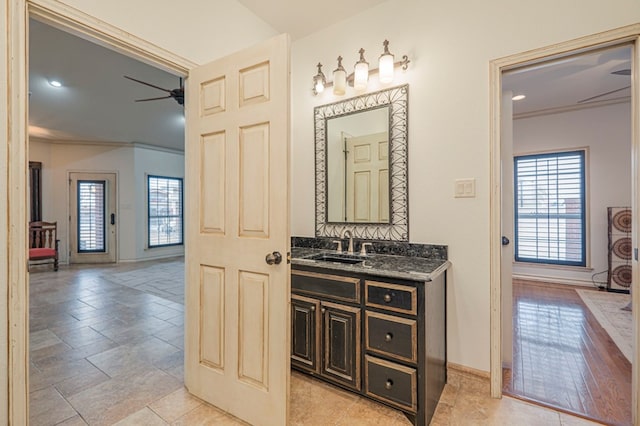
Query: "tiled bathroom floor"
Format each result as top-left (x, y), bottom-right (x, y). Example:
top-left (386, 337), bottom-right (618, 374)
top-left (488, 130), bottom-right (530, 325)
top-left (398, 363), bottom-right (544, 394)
top-left (29, 258), bottom-right (602, 425)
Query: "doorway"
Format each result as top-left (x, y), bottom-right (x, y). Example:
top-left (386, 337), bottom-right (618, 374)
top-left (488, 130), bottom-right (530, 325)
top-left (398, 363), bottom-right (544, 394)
top-left (500, 44), bottom-right (633, 422)
top-left (489, 28), bottom-right (640, 426)
top-left (13, 2), bottom-right (192, 424)
top-left (69, 172), bottom-right (117, 264)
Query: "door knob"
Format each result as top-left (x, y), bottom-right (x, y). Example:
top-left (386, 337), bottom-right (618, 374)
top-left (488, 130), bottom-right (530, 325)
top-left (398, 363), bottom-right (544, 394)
top-left (265, 251), bottom-right (282, 265)
top-left (501, 236), bottom-right (510, 246)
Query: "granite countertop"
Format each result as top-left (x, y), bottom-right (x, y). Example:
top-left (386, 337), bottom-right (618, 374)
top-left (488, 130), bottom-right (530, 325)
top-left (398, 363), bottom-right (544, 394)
top-left (291, 247), bottom-right (451, 282)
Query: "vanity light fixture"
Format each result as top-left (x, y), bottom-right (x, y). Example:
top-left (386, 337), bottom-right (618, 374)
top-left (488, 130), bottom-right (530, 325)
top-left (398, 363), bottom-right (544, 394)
top-left (48, 79), bottom-right (62, 88)
top-left (312, 39), bottom-right (410, 95)
top-left (313, 63), bottom-right (327, 94)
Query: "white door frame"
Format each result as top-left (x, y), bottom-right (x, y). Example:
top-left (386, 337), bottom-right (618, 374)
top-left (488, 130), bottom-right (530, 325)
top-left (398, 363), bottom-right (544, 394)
top-left (2, 0), bottom-right (195, 422)
top-left (489, 24), bottom-right (640, 424)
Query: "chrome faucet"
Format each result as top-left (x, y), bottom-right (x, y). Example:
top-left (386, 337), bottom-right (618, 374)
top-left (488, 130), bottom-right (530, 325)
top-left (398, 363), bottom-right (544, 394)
top-left (340, 228), bottom-right (354, 255)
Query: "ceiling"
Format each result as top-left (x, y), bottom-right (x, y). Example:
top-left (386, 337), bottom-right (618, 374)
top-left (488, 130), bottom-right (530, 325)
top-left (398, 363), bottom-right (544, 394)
top-left (28, 10), bottom-right (632, 152)
top-left (29, 19), bottom-right (185, 151)
top-left (235, 0), bottom-right (388, 40)
top-left (503, 44), bottom-right (631, 116)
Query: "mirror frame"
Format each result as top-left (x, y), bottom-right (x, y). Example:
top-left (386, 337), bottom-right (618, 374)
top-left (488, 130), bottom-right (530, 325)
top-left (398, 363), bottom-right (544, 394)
top-left (314, 84), bottom-right (409, 241)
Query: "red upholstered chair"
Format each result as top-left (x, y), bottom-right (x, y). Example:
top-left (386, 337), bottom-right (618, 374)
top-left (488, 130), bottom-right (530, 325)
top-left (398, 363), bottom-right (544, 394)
top-left (28, 221), bottom-right (59, 271)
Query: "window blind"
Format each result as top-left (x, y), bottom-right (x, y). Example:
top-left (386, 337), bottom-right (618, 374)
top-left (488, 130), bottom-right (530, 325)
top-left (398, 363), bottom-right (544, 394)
top-left (77, 180), bottom-right (106, 252)
top-left (514, 150), bottom-right (586, 266)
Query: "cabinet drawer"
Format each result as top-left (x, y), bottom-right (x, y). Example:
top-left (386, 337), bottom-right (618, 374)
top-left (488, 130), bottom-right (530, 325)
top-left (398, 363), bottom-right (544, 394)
top-left (365, 311), bottom-right (417, 363)
top-left (365, 355), bottom-right (417, 413)
top-left (365, 281), bottom-right (416, 315)
top-left (292, 270), bottom-right (360, 303)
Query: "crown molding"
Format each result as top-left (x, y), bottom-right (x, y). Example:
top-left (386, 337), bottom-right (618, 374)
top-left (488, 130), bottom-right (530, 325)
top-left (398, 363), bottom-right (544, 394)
top-left (29, 137), bottom-right (184, 154)
top-left (513, 96), bottom-right (630, 120)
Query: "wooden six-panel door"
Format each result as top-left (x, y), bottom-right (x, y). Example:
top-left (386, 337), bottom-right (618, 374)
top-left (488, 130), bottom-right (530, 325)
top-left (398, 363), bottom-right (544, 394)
top-left (184, 34), bottom-right (290, 425)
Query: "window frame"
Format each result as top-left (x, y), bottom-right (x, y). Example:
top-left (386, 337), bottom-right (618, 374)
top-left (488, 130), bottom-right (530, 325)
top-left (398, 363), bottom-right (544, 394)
top-left (147, 174), bottom-right (184, 248)
top-left (513, 149), bottom-right (587, 267)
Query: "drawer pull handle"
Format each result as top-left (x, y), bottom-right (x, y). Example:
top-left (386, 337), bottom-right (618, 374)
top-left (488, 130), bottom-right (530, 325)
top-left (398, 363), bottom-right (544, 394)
top-left (385, 333), bottom-right (393, 342)
top-left (385, 379), bottom-right (394, 390)
top-left (383, 293), bottom-right (392, 303)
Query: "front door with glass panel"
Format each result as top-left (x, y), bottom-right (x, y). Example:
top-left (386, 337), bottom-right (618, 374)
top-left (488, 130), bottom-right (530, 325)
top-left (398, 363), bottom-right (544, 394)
top-left (69, 172), bottom-right (117, 263)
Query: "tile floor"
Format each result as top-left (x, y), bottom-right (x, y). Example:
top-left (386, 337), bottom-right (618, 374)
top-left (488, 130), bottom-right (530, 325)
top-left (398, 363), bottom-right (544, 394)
top-left (29, 258), bottom-right (603, 425)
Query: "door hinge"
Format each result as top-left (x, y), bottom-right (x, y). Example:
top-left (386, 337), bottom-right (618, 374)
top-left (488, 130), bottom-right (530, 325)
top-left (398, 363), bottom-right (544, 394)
top-left (635, 248), bottom-right (638, 262)
top-left (287, 251), bottom-right (291, 264)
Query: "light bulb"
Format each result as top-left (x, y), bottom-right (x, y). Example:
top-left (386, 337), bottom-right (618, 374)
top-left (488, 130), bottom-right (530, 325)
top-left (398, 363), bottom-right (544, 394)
top-left (333, 56), bottom-right (346, 96)
top-left (353, 48), bottom-right (369, 91)
top-left (379, 40), bottom-right (395, 84)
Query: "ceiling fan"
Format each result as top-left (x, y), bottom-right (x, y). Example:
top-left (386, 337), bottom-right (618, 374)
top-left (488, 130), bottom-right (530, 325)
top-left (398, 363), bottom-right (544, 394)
top-left (577, 68), bottom-right (631, 104)
top-left (124, 75), bottom-right (184, 105)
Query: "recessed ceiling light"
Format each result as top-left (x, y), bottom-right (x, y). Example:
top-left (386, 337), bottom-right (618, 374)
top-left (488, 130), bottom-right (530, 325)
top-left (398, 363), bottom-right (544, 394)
top-left (49, 80), bottom-right (62, 88)
top-left (512, 94), bottom-right (526, 101)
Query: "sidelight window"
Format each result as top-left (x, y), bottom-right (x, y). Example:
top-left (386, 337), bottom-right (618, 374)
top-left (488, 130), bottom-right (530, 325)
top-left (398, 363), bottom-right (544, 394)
top-left (77, 180), bottom-right (106, 252)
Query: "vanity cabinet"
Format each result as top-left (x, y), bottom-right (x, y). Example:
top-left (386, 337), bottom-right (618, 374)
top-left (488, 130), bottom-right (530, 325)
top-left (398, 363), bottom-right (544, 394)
top-left (291, 265), bottom-right (447, 426)
top-left (291, 270), bottom-right (361, 391)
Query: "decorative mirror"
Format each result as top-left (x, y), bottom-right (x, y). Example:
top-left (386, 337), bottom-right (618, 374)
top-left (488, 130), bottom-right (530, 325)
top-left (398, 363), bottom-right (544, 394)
top-left (315, 84), bottom-right (408, 241)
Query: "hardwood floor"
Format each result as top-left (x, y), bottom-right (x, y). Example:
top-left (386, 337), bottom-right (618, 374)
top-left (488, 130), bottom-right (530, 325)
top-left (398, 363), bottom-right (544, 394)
top-left (503, 279), bottom-right (632, 426)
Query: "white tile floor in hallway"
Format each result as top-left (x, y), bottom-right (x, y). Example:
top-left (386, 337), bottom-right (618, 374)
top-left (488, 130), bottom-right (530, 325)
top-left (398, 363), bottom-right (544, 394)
top-left (28, 258), bottom-right (603, 425)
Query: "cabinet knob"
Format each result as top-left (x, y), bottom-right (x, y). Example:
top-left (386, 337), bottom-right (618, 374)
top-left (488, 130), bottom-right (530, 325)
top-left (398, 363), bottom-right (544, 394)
top-left (310, 306), bottom-right (316, 312)
top-left (321, 308), bottom-right (326, 313)
top-left (385, 380), bottom-right (394, 390)
top-left (385, 333), bottom-right (393, 342)
top-left (383, 293), bottom-right (392, 303)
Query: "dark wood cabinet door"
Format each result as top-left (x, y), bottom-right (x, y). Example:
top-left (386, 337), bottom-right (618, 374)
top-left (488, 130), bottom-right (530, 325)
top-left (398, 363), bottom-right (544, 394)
top-left (291, 295), bottom-right (320, 373)
top-left (321, 301), bottom-right (361, 390)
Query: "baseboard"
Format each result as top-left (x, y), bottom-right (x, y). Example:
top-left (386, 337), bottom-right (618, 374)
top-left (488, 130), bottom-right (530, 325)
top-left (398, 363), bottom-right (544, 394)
top-left (118, 254), bottom-right (184, 263)
top-left (513, 273), bottom-right (596, 289)
top-left (447, 362), bottom-right (490, 394)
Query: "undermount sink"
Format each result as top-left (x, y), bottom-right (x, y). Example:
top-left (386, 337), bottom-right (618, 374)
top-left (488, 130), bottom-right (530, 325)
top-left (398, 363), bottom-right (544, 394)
top-left (307, 253), bottom-right (365, 264)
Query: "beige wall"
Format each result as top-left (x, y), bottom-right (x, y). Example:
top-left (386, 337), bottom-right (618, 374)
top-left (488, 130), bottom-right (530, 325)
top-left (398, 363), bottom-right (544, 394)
top-left (290, 0), bottom-right (640, 371)
top-left (57, 0), bottom-right (278, 64)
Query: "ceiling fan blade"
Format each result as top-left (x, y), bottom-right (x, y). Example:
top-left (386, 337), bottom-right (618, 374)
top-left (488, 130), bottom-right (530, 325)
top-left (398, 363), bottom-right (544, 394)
top-left (124, 75), bottom-right (171, 93)
top-left (612, 69), bottom-right (631, 76)
top-left (135, 95), bottom-right (173, 102)
top-left (577, 85), bottom-right (631, 104)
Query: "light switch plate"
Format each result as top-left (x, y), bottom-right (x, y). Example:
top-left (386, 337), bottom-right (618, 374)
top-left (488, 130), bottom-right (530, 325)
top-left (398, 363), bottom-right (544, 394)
top-left (454, 178), bottom-right (476, 198)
